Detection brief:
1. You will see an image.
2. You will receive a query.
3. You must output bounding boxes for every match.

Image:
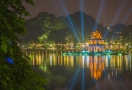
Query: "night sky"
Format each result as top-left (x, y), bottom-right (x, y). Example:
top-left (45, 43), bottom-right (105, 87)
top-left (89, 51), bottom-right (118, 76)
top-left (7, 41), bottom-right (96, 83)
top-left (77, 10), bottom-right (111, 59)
top-left (23, 0), bottom-right (132, 26)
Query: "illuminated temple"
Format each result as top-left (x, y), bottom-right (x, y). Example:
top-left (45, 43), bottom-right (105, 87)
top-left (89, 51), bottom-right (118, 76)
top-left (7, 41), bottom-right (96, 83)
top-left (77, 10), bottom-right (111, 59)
top-left (88, 30), bottom-right (105, 52)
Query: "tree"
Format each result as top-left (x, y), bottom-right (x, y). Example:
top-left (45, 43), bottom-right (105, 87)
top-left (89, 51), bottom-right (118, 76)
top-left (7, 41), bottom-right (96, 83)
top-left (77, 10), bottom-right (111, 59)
top-left (0, 0), bottom-right (47, 89)
top-left (36, 15), bottom-right (67, 44)
top-left (22, 11), bottom-right (104, 43)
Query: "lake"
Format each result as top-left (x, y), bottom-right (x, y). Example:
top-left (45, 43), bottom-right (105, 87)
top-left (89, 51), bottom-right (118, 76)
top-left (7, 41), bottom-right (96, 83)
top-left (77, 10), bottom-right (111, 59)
top-left (26, 51), bottom-right (132, 90)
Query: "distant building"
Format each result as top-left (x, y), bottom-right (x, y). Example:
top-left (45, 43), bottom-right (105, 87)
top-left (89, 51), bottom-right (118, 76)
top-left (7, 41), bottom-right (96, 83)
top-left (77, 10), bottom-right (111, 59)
top-left (88, 30), bottom-right (105, 52)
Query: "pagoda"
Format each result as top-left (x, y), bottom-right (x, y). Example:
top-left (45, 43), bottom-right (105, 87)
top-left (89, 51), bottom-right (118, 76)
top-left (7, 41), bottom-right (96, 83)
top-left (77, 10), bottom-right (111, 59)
top-left (88, 30), bottom-right (105, 52)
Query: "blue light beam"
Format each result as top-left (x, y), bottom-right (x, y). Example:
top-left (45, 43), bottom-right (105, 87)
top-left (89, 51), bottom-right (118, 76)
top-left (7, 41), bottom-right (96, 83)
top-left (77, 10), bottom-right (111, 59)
top-left (122, 5), bottom-right (132, 24)
top-left (103, 0), bottom-right (128, 39)
top-left (111, 0), bottom-right (128, 39)
top-left (103, 27), bottom-right (108, 39)
top-left (79, 0), bottom-right (85, 43)
top-left (93, 0), bottom-right (106, 31)
top-left (81, 68), bottom-right (85, 90)
top-left (110, 0), bottom-right (128, 26)
top-left (69, 67), bottom-right (80, 90)
top-left (111, 24), bottom-right (124, 39)
top-left (103, 71), bottom-right (117, 90)
top-left (58, 0), bottom-right (80, 42)
top-left (66, 16), bottom-right (80, 42)
top-left (49, 0), bottom-right (64, 16)
top-left (94, 79), bottom-right (100, 90)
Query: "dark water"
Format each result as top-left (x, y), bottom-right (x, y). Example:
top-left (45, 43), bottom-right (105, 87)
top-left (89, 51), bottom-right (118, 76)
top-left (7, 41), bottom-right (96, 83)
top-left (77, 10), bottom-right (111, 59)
top-left (27, 52), bottom-right (132, 90)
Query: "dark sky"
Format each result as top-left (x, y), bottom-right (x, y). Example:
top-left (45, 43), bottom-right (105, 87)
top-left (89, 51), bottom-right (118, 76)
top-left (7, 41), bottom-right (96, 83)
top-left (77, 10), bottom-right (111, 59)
top-left (23, 0), bottom-right (132, 26)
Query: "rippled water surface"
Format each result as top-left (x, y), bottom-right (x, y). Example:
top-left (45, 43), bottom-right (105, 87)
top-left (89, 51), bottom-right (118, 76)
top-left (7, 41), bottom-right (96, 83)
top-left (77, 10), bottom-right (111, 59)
top-left (26, 51), bottom-right (132, 90)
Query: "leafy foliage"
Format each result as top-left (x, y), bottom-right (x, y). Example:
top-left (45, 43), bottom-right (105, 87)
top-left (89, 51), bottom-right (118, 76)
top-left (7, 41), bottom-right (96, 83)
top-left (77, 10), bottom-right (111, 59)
top-left (0, 0), bottom-right (47, 89)
top-left (22, 11), bottom-right (132, 44)
top-left (21, 11), bottom-right (101, 43)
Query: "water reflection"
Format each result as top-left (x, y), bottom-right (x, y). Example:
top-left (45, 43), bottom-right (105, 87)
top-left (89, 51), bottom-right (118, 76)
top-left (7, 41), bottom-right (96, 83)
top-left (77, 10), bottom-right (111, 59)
top-left (26, 51), bottom-right (132, 90)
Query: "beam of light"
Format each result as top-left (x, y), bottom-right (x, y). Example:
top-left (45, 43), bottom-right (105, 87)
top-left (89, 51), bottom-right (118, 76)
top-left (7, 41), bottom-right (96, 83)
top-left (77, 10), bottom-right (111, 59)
top-left (79, 0), bottom-right (85, 43)
top-left (94, 79), bottom-right (100, 90)
top-left (69, 67), bottom-right (80, 90)
top-left (103, 71), bottom-right (117, 90)
top-left (58, 0), bottom-right (80, 42)
top-left (49, 0), bottom-right (80, 41)
top-left (93, 0), bottom-right (106, 31)
top-left (80, 12), bottom-right (84, 43)
top-left (110, 0), bottom-right (128, 26)
top-left (122, 6), bottom-right (132, 24)
top-left (58, 0), bottom-right (69, 16)
top-left (66, 16), bottom-right (80, 42)
top-left (81, 68), bottom-right (85, 90)
top-left (111, 24), bottom-right (124, 39)
top-left (103, 27), bottom-right (109, 39)
top-left (118, 74), bottom-right (128, 90)
top-left (49, 0), bottom-right (64, 16)
top-left (103, 0), bottom-right (128, 39)
top-left (112, 7), bottom-right (132, 39)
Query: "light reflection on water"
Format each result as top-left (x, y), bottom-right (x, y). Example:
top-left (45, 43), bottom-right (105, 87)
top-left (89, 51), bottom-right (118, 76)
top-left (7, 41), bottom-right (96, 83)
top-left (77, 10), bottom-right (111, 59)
top-left (27, 51), bottom-right (132, 90)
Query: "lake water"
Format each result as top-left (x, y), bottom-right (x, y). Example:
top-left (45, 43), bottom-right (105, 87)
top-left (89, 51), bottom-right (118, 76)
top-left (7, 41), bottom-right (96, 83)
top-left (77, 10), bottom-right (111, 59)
top-left (26, 51), bottom-right (132, 90)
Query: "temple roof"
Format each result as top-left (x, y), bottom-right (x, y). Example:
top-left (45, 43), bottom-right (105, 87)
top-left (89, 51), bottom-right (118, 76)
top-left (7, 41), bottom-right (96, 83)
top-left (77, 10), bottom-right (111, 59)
top-left (91, 30), bottom-right (102, 39)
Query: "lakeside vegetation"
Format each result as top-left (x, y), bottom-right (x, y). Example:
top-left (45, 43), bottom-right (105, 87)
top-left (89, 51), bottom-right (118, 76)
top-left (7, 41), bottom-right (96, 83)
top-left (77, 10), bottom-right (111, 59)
top-left (0, 0), bottom-right (131, 89)
top-left (0, 0), bottom-right (47, 89)
top-left (19, 11), bottom-right (132, 54)
top-left (20, 11), bottom-right (132, 46)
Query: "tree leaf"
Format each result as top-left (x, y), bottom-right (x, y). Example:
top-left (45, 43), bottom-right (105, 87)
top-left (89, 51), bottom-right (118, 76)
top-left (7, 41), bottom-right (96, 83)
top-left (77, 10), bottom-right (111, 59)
top-left (0, 36), bottom-right (8, 53)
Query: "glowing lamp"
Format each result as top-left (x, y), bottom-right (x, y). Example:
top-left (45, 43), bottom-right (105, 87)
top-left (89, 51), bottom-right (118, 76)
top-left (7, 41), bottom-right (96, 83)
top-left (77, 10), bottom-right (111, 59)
top-left (82, 50), bottom-right (85, 53)
top-left (6, 57), bottom-right (14, 64)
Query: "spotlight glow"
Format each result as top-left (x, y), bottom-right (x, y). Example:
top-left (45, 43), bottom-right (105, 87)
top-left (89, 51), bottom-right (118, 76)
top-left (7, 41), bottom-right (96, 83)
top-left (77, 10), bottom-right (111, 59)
top-left (111, 24), bottom-right (124, 39)
top-left (49, 0), bottom-right (63, 16)
top-left (82, 68), bottom-right (85, 90)
top-left (69, 67), bottom-right (80, 90)
top-left (94, 79), bottom-right (100, 90)
top-left (103, 71), bottom-right (117, 90)
top-left (66, 16), bottom-right (80, 41)
top-left (122, 5), bottom-right (132, 24)
top-left (79, 0), bottom-right (85, 42)
top-left (110, 0), bottom-right (128, 26)
top-left (94, 0), bottom-right (106, 31)
top-left (59, 0), bottom-right (80, 42)
top-left (80, 11), bottom-right (84, 43)
top-left (104, 0), bottom-right (128, 39)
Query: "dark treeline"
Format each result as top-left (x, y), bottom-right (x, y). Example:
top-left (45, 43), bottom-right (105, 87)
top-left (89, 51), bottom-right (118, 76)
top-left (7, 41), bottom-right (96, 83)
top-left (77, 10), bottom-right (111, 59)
top-left (20, 11), bottom-right (132, 44)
